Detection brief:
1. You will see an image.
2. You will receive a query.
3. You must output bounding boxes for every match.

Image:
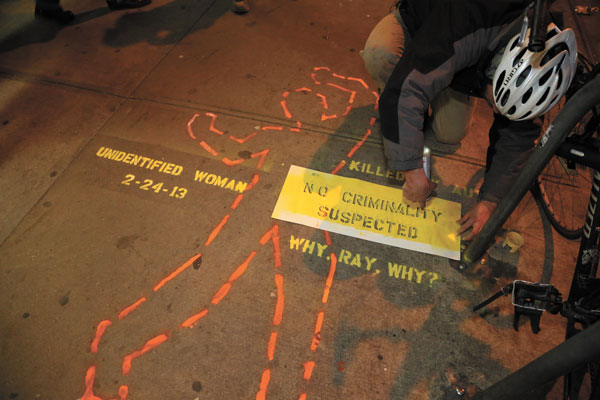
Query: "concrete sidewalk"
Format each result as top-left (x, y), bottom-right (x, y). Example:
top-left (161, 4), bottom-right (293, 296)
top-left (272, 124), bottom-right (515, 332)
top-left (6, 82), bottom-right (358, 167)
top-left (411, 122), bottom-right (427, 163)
top-left (0, 1), bottom-right (592, 399)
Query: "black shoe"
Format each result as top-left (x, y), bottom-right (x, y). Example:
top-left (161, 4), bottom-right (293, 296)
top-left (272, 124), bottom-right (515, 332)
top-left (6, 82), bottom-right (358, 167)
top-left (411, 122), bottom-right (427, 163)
top-left (106, 0), bottom-right (151, 10)
top-left (34, 6), bottom-right (75, 24)
top-left (232, 0), bottom-right (250, 14)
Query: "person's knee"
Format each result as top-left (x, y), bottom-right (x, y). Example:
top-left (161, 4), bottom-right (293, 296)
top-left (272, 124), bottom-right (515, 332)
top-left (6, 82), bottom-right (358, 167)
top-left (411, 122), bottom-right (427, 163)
top-left (361, 13), bottom-right (405, 91)
top-left (360, 47), bottom-right (393, 90)
top-left (431, 120), bottom-right (470, 144)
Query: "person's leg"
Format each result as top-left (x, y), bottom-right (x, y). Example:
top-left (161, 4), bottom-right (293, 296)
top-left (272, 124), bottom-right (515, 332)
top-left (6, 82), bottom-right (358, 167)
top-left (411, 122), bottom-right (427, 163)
top-left (35, 0), bottom-right (74, 24)
top-left (106, 0), bottom-right (151, 10)
top-left (360, 10), bottom-right (408, 91)
top-left (429, 87), bottom-right (476, 144)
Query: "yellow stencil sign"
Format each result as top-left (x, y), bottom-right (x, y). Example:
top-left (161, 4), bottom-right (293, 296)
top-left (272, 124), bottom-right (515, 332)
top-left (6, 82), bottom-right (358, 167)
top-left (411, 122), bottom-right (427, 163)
top-left (272, 166), bottom-right (462, 260)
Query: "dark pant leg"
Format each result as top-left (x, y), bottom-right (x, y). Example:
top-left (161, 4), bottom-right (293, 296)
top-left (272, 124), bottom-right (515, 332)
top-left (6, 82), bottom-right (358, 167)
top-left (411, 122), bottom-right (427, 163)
top-left (479, 114), bottom-right (541, 202)
top-left (36, 0), bottom-right (61, 10)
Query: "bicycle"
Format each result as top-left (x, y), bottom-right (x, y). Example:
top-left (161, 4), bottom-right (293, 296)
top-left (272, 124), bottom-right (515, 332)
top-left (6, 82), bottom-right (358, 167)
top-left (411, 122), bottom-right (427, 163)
top-left (532, 51), bottom-right (600, 240)
top-left (462, 0), bottom-right (600, 398)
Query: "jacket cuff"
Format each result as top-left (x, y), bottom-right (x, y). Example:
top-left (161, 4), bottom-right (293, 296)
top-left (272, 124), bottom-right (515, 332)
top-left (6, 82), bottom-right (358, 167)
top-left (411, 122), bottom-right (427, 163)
top-left (387, 158), bottom-right (422, 171)
top-left (477, 190), bottom-right (501, 204)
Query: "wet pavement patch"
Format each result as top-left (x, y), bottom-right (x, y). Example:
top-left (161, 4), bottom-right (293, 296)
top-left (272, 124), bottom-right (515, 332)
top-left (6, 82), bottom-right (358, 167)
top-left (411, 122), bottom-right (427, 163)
top-left (59, 293), bottom-right (70, 306)
top-left (193, 255), bottom-right (203, 270)
top-left (192, 381), bottom-right (202, 392)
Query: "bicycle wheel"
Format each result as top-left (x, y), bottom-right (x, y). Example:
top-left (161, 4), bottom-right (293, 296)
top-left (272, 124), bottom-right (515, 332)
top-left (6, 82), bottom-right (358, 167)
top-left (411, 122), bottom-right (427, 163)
top-left (533, 58), bottom-right (599, 240)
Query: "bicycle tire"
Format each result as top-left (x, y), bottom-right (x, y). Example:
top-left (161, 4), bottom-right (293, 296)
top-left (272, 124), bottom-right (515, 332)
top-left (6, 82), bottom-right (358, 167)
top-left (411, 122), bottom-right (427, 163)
top-left (532, 106), bottom-right (596, 240)
top-left (532, 57), bottom-right (598, 240)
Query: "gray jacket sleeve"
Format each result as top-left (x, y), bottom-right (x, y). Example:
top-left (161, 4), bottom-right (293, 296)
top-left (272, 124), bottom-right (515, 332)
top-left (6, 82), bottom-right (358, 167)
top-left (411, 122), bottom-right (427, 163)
top-left (378, 2), bottom-right (503, 171)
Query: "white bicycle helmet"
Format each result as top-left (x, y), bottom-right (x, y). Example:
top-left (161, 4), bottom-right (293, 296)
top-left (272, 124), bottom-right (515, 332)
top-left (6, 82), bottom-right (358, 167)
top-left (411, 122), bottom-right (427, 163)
top-left (492, 23), bottom-right (577, 121)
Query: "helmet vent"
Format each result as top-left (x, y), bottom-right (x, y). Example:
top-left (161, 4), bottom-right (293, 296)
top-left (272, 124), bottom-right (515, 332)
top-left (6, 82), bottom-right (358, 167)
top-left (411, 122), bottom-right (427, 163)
top-left (496, 87), bottom-right (504, 103)
top-left (501, 90), bottom-right (510, 107)
top-left (537, 87), bottom-right (550, 106)
top-left (509, 37), bottom-right (520, 51)
top-left (546, 28), bottom-right (558, 41)
top-left (541, 43), bottom-right (569, 66)
top-left (539, 69), bottom-right (553, 86)
top-left (521, 111), bottom-right (532, 119)
top-left (556, 68), bottom-right (563, 90)
top-left (516, 65), bottom-right (531, 87)
top-left (495, 71), bottom-right (505, 96)
top-left (522, 87), bottom-right (533, 103)
top-left (508, 106), bottom-right (516, 115)
top-left (513, 48), bottom-right (528, 67)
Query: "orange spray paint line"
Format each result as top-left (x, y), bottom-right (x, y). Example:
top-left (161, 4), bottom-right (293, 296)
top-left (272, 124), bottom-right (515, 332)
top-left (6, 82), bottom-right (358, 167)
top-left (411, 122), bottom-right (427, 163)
top-left (323, 231), bottom-right (332, 246)
top-left (281, 100), bottom-right (293, 119)
top-left (260, 225), bottom-right (281, 268)
top-left (369, 117), bottom-right (376, 126)
top-left (256, 369), bottom-right (271, 400)
top-left (199, 141), bottom-right (219, 156)
top-left (321, 254), bottom-right (337, 304)
top-left (310, 73), bottom-right (320, 85)
top-left (180, 308), bottom-right (209, 328)
top-left (310, 311), bottom-right (325, 351)
top-left (298, 393), bottom-right (307, 400)
top-left (246, 174), bottom-right (260, 191)
top-left (295, 87), bottom-right (313, 93)
top-left (267, 332), bottom-right (278, 361)
top-left (326, 82), bottom-right (355, 95)
top-left (122, 334), bottom-right (169, 376)
top-left (229, 251), bottom-right (258, 281)
top-left (118, 297), bottom-right (147, 320)
top-left (211, 251), bottom-right (257, 305)
top-left (342, 105), bottom-right (352, 116)
top-left (222, 157), bottom-right (246, 166)
top-left (316, 93), bottom-right (329, 109)
top-left (251, 149), bottom-right (270, 169)
top-left (230, 131), bottom-right (258, 144)
top-left (153, 253), bottom-right (202, 292)
top-left (347, 129), bottom-right (372, 158)
top-left (372, 91), bottom-right (380, 109)
top-left (261, 126), bottom-right (284, 131)
top-left (206, 112), bottom-right (224, 135)
top-left (230, 194), bottom-right (244, 210)
top-left (273, 274), bottom-right (285, 326)
top-left (211, 283), bottom-right (232, 305)
top-left (348, 92), bottom-right (356, 104)
top-left (321, 113), bottom-right (337, 121)
top-left (91, 320), bottom-right (113, 354)
top-left (80, 366), bottom-right (102, 400)
top-left (303, 361), bottom-right (315, 380)
top-left (332, 73), bottom-right (347, 80)
top-left (331, 160), bottom-right (346, 175)
top-left (118, 385), bottom-right (128, 400)
top-left (347, 76), bottom-right (369, 89)
top-left (283, 91), bottom-right (290, 98)
top-left (314, 66), bottom-right (331, 71)
top-left (290, 121), bottom-right (302, 133)
top-left (205, 215), bottom-right (230, 246)
top-left (186, 113), bottom-right (200, 139)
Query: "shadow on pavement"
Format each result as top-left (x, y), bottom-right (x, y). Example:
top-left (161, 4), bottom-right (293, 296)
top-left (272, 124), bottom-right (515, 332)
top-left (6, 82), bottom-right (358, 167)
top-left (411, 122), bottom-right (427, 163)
top-left (102, 0), bottom-right (229, 47)
top-left (0, 0), bottom-right (232, 52)
top-left (0, 8), bottom-right (111, 52)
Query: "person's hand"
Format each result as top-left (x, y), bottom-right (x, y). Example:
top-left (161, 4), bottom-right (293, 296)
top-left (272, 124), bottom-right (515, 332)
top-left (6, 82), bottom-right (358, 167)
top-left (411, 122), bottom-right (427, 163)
top-left (457, 200), bottom-right (497, 240)
top-left (402, 168), bottom-right (436, 208)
